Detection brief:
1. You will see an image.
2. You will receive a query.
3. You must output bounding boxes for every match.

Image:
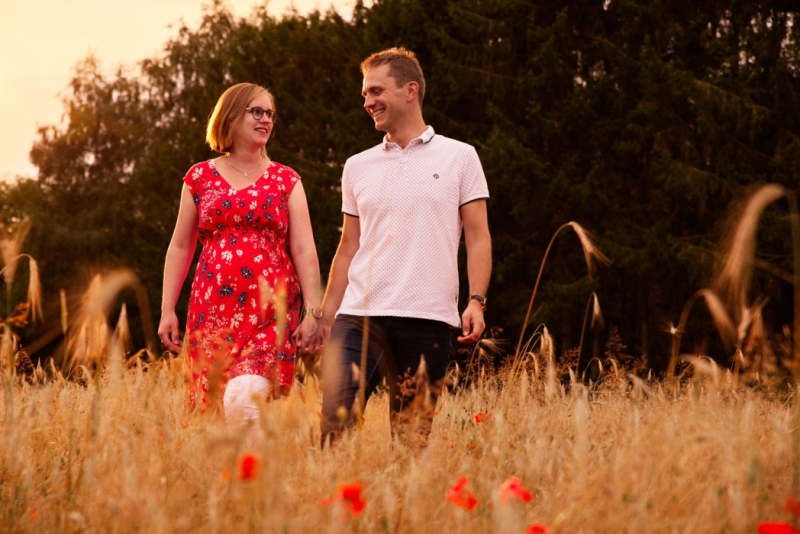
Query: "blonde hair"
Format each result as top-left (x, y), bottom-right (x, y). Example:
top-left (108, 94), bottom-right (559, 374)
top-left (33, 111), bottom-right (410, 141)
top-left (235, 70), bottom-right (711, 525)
top-left (360, 47), bottom-right (426, 104)
top-left (206, 83), bottom-right (275, 155)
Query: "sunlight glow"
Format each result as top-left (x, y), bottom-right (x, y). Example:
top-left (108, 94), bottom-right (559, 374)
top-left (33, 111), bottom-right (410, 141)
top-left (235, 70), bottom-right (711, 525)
top-left (0, 0), bottom-right (361, 181)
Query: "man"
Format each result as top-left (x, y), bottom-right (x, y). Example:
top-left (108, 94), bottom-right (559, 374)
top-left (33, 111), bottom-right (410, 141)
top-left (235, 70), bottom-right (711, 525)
top-left (315, 47), bottom-right (491, 447)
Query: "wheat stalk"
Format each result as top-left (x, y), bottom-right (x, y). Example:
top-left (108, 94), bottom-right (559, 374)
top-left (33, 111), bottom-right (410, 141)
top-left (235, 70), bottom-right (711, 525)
top-left (576, 292), bottom-right (604, 374)
top-left (64, 271), bottom-right (155, 372)
top-left (667, 289), bottom-right (736, 377)
top-left (511, 222), bottom-right (609, 383)
top-left (711, 184), bottom-right (800, 380)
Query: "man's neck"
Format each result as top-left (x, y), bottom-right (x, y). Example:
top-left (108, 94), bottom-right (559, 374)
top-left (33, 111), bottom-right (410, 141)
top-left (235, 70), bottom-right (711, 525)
top-left (385, 116), bottom-right (428, 149)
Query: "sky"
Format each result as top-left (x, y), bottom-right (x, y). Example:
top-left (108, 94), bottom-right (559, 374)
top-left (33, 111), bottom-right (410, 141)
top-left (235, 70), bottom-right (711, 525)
top-left (0, 0), bottom-right (360, 181)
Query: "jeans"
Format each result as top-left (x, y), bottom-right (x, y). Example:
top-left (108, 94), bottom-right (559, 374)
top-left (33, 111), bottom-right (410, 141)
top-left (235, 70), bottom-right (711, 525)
top-left (320, 314), bottom-right (453, 448)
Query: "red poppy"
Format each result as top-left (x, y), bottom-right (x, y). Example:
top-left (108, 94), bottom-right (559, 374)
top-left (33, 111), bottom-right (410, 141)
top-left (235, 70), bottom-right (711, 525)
top-left (473, 412), bottom-right (491, 423)
top-left (28, 507), bottom-right (40, 522)
top-left (239, 453), bottom-right (259, 480)
top-left (526, 524), bottom-right (550, 534)
top-left (320, 481), bottom-right (368, 520)
top-left (447, 476), bottom-right (478, 511)
top-left (757, 523), bottom-right (797, 534)
top-left (786, 497), bottom-right (800, 517)
top-left (499, 476), bottom-right (532, 506)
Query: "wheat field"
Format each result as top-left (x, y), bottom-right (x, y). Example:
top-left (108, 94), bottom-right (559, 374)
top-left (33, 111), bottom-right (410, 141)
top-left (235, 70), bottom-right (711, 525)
top-left (2, 184), bottom-right (799, 533)
top-left (1, 355), bottom-right (797, 534)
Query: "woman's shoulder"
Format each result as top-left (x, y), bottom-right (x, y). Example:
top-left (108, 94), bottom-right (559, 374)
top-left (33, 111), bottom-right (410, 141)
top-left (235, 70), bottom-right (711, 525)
top-left (267, 161), bottom-right (302, 194)
top-left (268, 160), bottom-right (300, 180)
top-left (183, 159), bottom-right (218, 187)
top-left (187, 159), bottom-right (217, 174)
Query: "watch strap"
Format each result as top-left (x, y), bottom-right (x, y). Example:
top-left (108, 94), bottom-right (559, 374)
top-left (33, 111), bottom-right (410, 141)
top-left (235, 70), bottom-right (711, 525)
top-left (469, 294), bottom-right (487, 311)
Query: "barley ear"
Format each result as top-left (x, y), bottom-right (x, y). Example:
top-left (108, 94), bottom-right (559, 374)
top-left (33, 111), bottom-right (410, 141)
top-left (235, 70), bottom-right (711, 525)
top-left (714, 184), bottom-right (785, 314)
top-left (60, 289), bottom-right (68, 335)
top-left (0, 218), bottom-right (31, 286)
top-left (113, 303), bottom-right (132, 354)
top-left (567, 222), bottom-right (611, 276)
top-left (275, 280), bottom-right (287, 349)
top-left (2, 325), bottom-right (14, 377)
top-left (257, 275), bottom-right (273, 323)
top-left (23, 255), bottom-right (42, 323)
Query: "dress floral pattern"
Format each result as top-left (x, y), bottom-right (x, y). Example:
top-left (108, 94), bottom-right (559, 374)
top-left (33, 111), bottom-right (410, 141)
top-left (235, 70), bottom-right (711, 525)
top-left (183, 159), bottom-right (301, 406)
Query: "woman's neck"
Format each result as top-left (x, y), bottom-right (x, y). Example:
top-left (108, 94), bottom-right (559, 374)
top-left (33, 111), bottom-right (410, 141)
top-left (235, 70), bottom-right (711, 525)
top-left (227, 149), bottom-right (264, 167)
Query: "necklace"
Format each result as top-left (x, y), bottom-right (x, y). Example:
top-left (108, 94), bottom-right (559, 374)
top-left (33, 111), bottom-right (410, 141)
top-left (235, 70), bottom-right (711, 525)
top-left (226, 155), bottom-right (263, 177)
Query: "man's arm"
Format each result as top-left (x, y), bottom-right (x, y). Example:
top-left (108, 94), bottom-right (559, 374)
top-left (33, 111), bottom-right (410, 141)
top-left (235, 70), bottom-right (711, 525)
top-left (458, 199), bottom-right (491, 343)
top-left (318, 214), bottom-right (361, 339)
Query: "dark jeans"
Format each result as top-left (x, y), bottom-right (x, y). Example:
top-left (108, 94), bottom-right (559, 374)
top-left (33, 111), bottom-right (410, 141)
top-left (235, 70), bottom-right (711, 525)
top-left (320, 314), bottom-right (453, 448)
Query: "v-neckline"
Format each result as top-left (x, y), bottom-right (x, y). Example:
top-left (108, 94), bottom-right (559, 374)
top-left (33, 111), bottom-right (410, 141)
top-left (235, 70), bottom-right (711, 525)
top-left (213, 159), bottom-right (271, 192)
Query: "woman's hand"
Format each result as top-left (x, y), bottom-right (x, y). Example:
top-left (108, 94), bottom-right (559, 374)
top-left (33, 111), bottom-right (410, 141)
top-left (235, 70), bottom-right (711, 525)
top-left (158, 310), bottom-right (183, 352)
top-left (294, 315), bottom-right (324, 363)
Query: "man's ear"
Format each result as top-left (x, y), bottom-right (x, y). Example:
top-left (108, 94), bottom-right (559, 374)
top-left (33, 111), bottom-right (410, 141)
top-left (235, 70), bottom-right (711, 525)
top-left (405, 81), bottom-right (419, 103)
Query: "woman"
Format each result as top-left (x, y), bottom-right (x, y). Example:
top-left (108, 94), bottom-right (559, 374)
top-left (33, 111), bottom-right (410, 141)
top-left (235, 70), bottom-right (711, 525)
top-left (158, 83), bottom-right (324, 433)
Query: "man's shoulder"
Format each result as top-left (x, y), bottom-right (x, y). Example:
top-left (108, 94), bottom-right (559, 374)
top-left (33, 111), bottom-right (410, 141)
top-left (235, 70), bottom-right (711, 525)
top-left (429, 133), bottom-right (476, 153)
top-left (346, 143), bottom-right (385, 165)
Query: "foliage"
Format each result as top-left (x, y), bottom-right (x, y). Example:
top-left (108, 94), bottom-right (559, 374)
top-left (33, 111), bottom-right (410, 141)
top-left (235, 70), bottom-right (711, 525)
top-left (6, 0), bottom-right (800, 368)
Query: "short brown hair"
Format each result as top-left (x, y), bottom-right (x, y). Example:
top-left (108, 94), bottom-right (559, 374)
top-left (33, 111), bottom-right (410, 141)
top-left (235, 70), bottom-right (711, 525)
top-left (361, 47), bottom-right (426, 104)
top-left (206, 83), bottom-right (275, 155)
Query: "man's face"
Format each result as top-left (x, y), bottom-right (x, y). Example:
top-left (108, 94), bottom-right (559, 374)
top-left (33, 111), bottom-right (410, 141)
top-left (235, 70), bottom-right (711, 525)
top-left (362, 64), bottom-right (407, 133)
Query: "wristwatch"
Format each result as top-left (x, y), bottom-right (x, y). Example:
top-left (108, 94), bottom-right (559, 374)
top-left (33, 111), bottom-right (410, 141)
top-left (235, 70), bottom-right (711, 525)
top-left (306, 305), bottom-right (324, 320)
top-left (469, 294), bottom-right (487, 311)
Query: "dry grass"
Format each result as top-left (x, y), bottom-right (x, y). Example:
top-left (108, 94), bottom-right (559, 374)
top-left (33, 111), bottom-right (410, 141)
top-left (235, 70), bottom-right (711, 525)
top-left (2, 183), bottom-right (799, 533)
top-left (1, 360), bottom-right (797, 533)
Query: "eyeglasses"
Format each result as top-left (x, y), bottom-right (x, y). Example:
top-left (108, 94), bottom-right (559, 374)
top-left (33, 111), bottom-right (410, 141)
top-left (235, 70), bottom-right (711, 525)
top-left (245, 107), bottom-right (277, 122)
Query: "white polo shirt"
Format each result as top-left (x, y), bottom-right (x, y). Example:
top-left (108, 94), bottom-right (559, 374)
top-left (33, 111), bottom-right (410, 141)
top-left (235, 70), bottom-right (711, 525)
top-left (337, 126), bottom-right (489, 327)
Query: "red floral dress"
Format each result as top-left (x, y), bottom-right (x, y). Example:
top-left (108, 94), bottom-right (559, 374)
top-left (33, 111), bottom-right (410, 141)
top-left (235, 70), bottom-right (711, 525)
top-left (183, 159), bottom-right (302, 407)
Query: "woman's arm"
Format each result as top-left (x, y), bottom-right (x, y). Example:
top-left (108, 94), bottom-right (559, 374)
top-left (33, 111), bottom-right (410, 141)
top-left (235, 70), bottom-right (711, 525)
top-left (287, 182), bottom-right (324, 354)
top-left (158, 184), bottom-right (199, 352)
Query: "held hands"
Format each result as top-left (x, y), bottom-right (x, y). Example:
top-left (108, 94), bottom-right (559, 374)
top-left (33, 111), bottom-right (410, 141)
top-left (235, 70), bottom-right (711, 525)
top-left (158, 311), bottom-right (183, 352)
top-left (457, 299), bottom-right (486, 344)
top-left (293, 314), bottom-right (326, 364)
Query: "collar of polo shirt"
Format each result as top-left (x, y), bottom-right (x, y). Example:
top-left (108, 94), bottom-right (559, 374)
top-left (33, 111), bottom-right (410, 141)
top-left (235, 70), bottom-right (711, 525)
top-left (382, 125), bottom-right (436, 150)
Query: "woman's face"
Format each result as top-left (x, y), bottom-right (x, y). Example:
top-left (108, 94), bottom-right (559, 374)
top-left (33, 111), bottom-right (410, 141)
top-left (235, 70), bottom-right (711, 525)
top-left (230, 92), bottom-right (275, 153)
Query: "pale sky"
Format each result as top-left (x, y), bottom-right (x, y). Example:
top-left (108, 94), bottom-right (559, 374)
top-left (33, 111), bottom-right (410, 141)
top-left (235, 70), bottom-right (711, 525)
top-left (0, 0), bottom-right (360, 181)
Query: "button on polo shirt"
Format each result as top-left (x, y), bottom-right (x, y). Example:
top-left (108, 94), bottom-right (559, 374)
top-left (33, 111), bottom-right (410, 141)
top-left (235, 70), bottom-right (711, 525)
top-left (337, 126), bottom-right (489, 327)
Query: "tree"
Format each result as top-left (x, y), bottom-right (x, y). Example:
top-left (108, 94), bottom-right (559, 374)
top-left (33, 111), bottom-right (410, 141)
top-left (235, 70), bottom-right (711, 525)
top-left (8, 0), bottom-right (800, 370)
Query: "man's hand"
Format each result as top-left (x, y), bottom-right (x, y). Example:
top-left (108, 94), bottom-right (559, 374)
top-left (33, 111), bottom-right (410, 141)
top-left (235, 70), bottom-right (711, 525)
top-left (457, 299), bottom-right (485, 344)
top-left (305, 317), bottom-right (334, 364)
top-left (158, 311), bottom-right (183, 352)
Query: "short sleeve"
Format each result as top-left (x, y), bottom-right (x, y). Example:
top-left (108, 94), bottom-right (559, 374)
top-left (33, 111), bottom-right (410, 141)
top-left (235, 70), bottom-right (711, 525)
top-left (459, 147), bottom-right (490, 207)
top-left (183, 162), bottom-right (205, 193)
top-left (275, 164), bottom-right (301, 197)
top-left (341, 160), bottom-right (358, 217)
